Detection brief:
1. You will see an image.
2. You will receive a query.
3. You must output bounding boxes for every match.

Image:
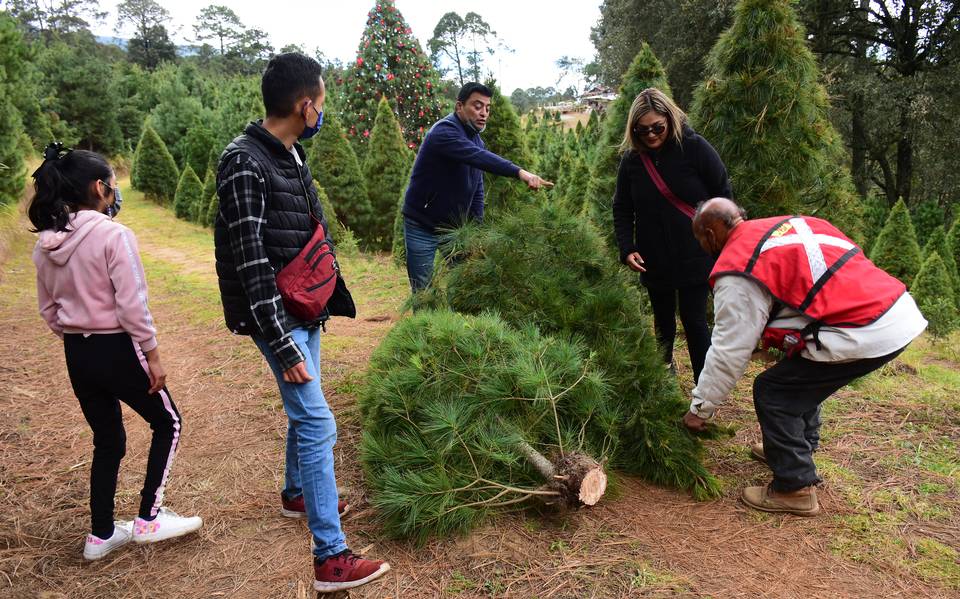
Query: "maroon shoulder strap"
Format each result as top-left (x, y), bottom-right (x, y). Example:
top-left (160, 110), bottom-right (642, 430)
top-left (639, 152), bottom-right (695, 219)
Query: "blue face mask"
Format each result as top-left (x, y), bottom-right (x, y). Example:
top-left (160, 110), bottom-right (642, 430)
top-left (101, 180), bottom-right (122, 218)
top-left (299, 104), bottom-right (323, 140)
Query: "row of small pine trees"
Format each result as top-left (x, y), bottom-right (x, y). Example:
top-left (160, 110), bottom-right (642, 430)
top-left (872, 200), bottom-right (960, 337)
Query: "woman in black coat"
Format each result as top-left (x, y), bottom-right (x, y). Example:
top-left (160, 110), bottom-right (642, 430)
top-left (612, 88), bottom-right (732, 383)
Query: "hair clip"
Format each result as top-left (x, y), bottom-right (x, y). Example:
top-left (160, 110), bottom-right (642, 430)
top-left (42, 141), bottom-right (70, 162)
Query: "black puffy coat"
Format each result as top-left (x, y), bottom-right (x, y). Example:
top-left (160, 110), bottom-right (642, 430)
top-left (612, 126), bottom-right (732, 290)
top-left (214, 122), bottom-right (355, 336)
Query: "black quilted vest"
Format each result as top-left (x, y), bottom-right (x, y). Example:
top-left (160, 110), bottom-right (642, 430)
top-left (213, 121), bottom-right (355, 336)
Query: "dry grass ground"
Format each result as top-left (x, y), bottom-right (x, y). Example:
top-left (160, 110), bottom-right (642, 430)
top-left (0, 187), bottom-right (957, 598)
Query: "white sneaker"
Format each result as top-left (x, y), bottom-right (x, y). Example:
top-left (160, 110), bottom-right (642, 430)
top-left (133, 507), bottom-right (202, 544)
top-left (83, 521), bottom-right (133, 560)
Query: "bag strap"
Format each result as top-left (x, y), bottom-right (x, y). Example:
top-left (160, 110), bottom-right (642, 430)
top-left (638, 152), bottom-right (695, 219)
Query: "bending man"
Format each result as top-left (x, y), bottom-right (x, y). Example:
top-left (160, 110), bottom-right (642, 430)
top-left (683, 198), bottom-right (926, 516)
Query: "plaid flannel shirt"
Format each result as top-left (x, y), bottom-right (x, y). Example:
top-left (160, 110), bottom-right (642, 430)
top-left (219, 152), bottom-right (305, 371)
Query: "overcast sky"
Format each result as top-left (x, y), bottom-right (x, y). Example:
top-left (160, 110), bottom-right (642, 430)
top-left (92, 0), bottom-right (602, 93)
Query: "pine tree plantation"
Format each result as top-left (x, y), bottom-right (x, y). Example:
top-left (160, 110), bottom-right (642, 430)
top-left (429, 203), bottom-right (721, 499)
top-left (583, 43), bottom-right (671, 251)
top-left (131, 124), bottom-right (180, 204)
top-left (173, 165), bottom-right (203, 221)
top-left (480, 81), bottom-right (533, 214)
top-left (361, 310), bottom-right (611, 542)
top-left (362, 96), bottom-right (413, 251)
top-left (911, 252), bottom-right (959, 339)
top-left (182, 123), bottom-right (215, 177)
top-left (306, 111), bottom-right (372, 240)
top-left (871, 199), bottom-right (922, 286)
top-left (690, 0), bottom-right (861, 232)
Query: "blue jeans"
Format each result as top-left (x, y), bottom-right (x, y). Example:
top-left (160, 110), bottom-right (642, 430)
top-left (404, 217), bottom-right (439, 293)
top-left (253, 327), bottom-right (346, 560)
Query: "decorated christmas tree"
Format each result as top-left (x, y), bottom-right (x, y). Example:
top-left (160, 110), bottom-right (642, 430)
top-left (340, 0), bottom-right (445, 156)
top-left (362, 96), bottom-right (413, 250)
top-left (690, 0), bottom-right (862, 234)
top-left (583, 43), bottom-right (671, 250)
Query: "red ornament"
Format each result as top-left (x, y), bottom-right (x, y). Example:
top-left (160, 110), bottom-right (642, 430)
top-left (414, 72), bottom-right (421, 78)
top-left (357, 57), bottom-right (364, 66)
top-left (426, 81), bottom-right (432, 89)
top-left (408, 142), bottom-right (415, 149)
top-left (418, 110), bottom-right (424, 117)
top-left (375, 63), bottom-right (382, 71)
top-left (386, 73), bottom-right (395, 80)
top-left (363, 129), bottom-right (370, 138)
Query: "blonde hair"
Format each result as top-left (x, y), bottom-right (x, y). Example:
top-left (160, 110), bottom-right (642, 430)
top-left (619, 88), bottom-right (687, 154)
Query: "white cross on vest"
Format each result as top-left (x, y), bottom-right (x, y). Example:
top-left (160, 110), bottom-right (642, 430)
top-left (758, 217), bottom-right (855, 282)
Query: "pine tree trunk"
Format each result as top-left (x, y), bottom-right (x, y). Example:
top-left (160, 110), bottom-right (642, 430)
top-left (516, 441), bottom-right (607, 508)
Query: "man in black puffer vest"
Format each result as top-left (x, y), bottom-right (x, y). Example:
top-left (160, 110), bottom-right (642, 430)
top-left (214, 53), bottom-right (390, 593)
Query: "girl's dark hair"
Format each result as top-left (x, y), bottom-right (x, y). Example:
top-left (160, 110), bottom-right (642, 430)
top-left (28, 143), bottom-right (113, 232)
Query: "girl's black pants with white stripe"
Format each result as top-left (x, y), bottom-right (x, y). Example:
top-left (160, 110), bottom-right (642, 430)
top-left (64, 333), bottom-right (182, 539)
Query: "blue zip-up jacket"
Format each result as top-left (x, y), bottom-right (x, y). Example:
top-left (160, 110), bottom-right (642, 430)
top-left (402, 113), bottom-right (521, 231)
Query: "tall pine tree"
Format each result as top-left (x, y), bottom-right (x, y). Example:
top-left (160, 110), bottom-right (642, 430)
top-left (912, 253), bottom-right (958, 339)
top-left (583, 43), bottom-right (671, 251)
top-left (131, 124), bottom-right (179, 204)
top-left (306, 111), bottom-right (372, 238)
top-left (173, 165), bottom-right (203, 221)
top-left (690, 0), bottom-right (861, 235)
top-left (340, 0), bottom-right (445, 156)
top-left (362, 96), bottom-right (413, 251)
top-left (871, 199), bottom-right (922, 286)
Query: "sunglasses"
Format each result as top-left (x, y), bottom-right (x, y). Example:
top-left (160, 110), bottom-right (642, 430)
top-left (635, 122), bottom-right (666, 137)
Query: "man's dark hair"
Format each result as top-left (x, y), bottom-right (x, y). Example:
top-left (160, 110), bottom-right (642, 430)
top-left (261, 53), bottom-right (324, 118)
top-left (457, 82), bottom-right (493, 103)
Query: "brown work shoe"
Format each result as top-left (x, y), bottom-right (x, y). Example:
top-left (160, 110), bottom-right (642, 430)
top-left (750, 442), bottom-right (767, 464)
top-left (741, 484), bottom-right (820, 516)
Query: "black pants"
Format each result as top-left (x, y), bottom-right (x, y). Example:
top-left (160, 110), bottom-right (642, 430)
top-left (753, 346), bottom-right (905, 492)
top-left (646, 283), bottom-right (712, 383)
top-left (64, 333), bottom-right (182, 538)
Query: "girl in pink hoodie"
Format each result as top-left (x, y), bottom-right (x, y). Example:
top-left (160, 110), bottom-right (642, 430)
top-left (29, 144), bottom-right (202, 560)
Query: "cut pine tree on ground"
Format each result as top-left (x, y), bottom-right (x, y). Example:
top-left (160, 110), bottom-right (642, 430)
top-left (0, 185), bottom-right (957, 597)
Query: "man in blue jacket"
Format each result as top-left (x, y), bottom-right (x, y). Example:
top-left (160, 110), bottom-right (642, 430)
top-left (401, 82), bottom-right (553, 291)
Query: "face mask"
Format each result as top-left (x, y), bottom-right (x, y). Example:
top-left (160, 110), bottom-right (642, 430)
top-left (299, 104), bottom-right (323, 140)
top-left (102, 180), bottom-right (121, 217)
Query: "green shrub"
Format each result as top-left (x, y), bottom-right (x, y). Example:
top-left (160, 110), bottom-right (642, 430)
top-left (172, 165), bottom-right (202, 221)
top-left (306, 112), bottom-right (371, 239)
top-left (871, 199), bottom-right (922, 285)
top-left (131, 124), bottom-right (179, 204)
top-left (362, 96), bottom-right (413, 251)
top-left (912, 252), bottom-right (959, 339)
top-left (922, 225), bottom-right (960, 298)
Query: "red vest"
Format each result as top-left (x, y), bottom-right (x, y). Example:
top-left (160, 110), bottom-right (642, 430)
top-left (710, 216), bottom-right (905, 327)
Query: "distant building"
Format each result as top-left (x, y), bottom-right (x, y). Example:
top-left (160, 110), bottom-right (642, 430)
top-left (579, 85), bottom-right (617, 113)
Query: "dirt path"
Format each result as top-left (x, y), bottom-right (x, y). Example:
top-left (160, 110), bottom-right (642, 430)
top-left (0, 197), bottom-right (952, 598)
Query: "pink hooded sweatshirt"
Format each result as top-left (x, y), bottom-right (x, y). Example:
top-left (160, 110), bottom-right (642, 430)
top-left (32, 210), bottom-right (158, 353)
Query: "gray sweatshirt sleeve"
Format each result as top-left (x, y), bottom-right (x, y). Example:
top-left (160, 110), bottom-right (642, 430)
top-left (690, 276), bottom-right (772, 418)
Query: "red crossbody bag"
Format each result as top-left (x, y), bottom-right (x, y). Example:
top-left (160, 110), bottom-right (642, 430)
top-left (276, 213), bottom-right (339, 321)
top-left (638, 152), bottom-right (695, 219)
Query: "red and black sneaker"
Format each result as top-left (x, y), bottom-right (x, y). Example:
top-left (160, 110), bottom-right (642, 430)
top-left (280, 493), bottom-right (350, 518)
top-left (314, 549), bottom-right (390, 592)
